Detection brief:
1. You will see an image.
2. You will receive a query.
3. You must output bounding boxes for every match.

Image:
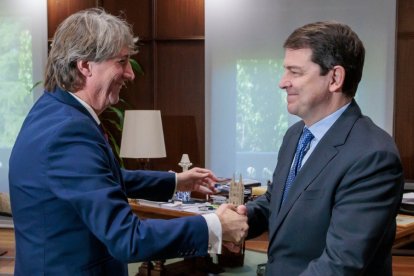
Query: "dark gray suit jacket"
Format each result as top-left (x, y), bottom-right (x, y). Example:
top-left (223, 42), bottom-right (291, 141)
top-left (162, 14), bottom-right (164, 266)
top-left (246, 100), bottom-right (404, 275)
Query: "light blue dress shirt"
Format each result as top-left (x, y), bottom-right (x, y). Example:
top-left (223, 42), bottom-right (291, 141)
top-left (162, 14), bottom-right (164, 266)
top-left (302, 103), bottom-right (350, 166)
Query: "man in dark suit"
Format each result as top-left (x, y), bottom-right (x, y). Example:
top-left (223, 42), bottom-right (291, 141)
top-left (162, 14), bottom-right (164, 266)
top-left (9, 8), bottom-right (248, 275)
top-left (245, 21), bottom-right (404, 275)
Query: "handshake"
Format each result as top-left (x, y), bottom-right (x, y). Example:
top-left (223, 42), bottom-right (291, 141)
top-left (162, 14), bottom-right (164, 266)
top-left (215, 203), bottom-right (248, 252)
top-left (176, 167), bottom-right (249, 251)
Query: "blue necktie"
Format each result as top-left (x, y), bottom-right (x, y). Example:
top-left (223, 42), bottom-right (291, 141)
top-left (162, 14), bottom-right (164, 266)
top-left (282, 127), bottom-right (314, 204)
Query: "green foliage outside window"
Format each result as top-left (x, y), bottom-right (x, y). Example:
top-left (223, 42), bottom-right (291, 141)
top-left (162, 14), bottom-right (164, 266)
top-left (236, 59), bottom-right (288, 152)
top-left (0, 18), bottom-right (33, 148)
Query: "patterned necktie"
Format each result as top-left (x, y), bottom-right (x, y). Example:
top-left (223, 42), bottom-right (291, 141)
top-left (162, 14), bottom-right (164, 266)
top-left (281, 127), bottom-right (314, 204)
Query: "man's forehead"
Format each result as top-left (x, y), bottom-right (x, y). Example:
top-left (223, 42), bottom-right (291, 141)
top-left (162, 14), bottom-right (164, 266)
top-left (284, 48), bottom-right (312, 59)
top-left (283, 48), bottom-right (313, 67)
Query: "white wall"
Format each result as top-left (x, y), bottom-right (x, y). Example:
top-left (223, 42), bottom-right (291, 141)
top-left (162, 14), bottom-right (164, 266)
top-left (206, 0), bottom-right (396, 184)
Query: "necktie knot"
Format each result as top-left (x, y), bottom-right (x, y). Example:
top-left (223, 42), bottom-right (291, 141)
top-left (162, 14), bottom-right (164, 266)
top-left (297, 128), bottom-right (314, 158)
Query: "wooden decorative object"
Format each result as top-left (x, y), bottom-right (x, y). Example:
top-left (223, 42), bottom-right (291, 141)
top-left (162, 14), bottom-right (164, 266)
top-left (228, 175), bottom-right (244, 206)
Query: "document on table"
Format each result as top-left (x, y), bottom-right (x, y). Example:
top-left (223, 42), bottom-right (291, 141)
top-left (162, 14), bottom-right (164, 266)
top-left (402, 192), bottom-right (414, 204)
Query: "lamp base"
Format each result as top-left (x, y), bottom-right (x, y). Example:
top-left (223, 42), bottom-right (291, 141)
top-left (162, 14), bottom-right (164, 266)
top-left (137, 158), bottom-right (151, 170)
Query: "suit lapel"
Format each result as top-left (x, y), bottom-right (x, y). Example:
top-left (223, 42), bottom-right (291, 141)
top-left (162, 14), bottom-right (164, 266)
top-left (268, 100), bottom-right (362, 243)
top-left (49, 88), bottom-right (110, 149)
top-left (47, 88), bottom-right (126, 192)
top-left (48, 87), bottom-right (97, 123)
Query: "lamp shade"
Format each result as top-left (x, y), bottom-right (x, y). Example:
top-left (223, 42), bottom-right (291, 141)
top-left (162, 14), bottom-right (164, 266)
top-left (120, 110), bottom-right (166, 158)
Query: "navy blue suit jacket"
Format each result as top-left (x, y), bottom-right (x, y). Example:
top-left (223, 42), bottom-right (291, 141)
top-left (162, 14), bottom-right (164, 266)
top-left (9, 88), bottom-right (208, 275)
top-left (246, 101), bottom-right (404, 275)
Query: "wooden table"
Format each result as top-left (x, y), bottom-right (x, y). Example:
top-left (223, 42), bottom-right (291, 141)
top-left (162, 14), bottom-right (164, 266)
top-left (3, 206), bottom-right (414, 275)
top-left (130, 201), bottom-right (195, 220)
top-left (130, 201), bottom-right (243, 275)
top-left (393, 256), bottom-right (414, 276)
top-left (0, 227), bottom-right (15, 276)
top-left (394, 224), bottom-right (414, 249)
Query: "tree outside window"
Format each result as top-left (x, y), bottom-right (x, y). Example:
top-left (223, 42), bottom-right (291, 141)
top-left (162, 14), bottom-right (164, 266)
top-left (0, 18), bottom-right (33, 148)
top-left (236, 59), bottom-right (288, 181)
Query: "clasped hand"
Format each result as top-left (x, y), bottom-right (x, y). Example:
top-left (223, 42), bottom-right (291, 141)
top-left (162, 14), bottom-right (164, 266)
top-left (216, 203), bottom-right (248, 251)
top-left (176, 168), bottom-right (248, 251)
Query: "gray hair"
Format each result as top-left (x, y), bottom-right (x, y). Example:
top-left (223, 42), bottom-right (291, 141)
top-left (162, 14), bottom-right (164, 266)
top-left (44, 8), bottom-right (138, 92)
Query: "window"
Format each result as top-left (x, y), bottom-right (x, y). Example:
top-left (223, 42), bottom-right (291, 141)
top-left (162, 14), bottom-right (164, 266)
top-left (0, 0), bottom-right (47, 192)
top-left (235, 59), bottom-right (288, 181)
top-left (206, 0), bottom-right (396, 184)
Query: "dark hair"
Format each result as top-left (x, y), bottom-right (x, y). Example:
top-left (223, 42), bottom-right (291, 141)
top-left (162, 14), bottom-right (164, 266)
top-left (44, 8), bottom-right (137, 92)
top-left (283, 21), bottom-right (365, 97)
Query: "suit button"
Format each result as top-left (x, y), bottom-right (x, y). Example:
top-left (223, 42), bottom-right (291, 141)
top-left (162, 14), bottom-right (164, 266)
top-left (268, 256), bottom-right (274, 263)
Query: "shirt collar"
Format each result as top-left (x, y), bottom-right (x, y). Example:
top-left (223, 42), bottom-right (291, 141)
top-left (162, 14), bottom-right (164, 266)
top-left (307, 103), bottom-right (350, 142)
top-left (67, 91), bottom-right (101, 125)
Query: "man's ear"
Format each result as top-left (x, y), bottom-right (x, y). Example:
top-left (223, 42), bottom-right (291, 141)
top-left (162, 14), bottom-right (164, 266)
top-left (329, 65), bottom-right (345, 92)
top-left (77, 60), bottom-right (92, 77)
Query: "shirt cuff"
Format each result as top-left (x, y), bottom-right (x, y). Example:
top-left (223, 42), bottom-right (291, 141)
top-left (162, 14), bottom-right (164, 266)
top-left (169, 172), bottom-right (178, 200)
top-left (202, 213), bottom-right (222, 254)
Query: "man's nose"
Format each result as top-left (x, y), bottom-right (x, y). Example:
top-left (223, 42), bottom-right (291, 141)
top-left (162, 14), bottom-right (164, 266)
top-left (279, 74), bottom-right (291, 89)
top-left (124, 61), bottom-right (135, 81)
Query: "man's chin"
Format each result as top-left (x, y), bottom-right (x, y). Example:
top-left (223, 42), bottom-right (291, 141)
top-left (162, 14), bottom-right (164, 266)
top-left (287, 104), bottom-right (295, 113)
top-left (109, 95), bottom-right (120, 106)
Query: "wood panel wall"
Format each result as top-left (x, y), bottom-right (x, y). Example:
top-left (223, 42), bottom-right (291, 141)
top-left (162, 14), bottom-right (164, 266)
top-left (395, 0), bottom-right (414, 181)
top-left (47, 0), bottom-right (98, 39)
top-left (47, 0), bottom-right (205, 172)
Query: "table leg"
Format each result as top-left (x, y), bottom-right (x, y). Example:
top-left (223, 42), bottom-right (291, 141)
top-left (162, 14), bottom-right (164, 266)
top-left (137, 261), bottom-right (153, 276)
top-left (151, 260), bottom-right (166, 276)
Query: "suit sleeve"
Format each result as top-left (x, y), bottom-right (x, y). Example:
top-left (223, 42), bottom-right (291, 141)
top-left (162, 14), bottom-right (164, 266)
top-left (302, 150), bottom-right (403, 275)
top-left (246, 188), bottom-right (272, 239)
top-left (122, 169), bottom-right (176, 201)
top-left (46, 119), bottom-right (209, 262)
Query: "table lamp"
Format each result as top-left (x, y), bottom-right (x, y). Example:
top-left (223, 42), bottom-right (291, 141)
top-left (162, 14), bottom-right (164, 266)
top-left (120, 110), bottom-right (166, 169)
top-left (175, 154), bottom-right (193, 202)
